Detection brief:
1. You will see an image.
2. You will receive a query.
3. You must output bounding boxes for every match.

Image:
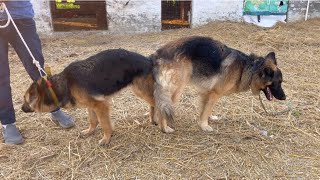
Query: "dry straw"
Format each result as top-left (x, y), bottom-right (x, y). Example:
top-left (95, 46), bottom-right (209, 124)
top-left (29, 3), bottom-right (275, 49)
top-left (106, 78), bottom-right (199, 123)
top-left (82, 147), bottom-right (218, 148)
top-left (0, 19), bottom-right (320, 179)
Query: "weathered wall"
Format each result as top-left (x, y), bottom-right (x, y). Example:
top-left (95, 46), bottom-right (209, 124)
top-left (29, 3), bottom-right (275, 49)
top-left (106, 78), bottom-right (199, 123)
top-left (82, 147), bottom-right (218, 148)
top-left (31, 0), bottom-right (161, 34)
top-left (287, 0), bottom-right (320, 21)
top-left (31, 0), bottom-right (52, 33)
top-left (191, 0), bottom-right (243, 27)
top-left (29, 0), bottom-right (320, 34)
top-left (107, 0), bottom-right (161, 33)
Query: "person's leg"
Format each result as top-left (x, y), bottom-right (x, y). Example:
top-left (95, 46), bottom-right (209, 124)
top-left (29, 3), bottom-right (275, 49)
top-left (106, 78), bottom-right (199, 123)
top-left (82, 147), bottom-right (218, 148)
top-left (8, 19), bottom-right (43, 81)
top-left (8, 19), bottom-right (74, 128)
top-left (0, 22), bottom-right (24, 144)
top-left (0, 29), bottom-right (15, 125)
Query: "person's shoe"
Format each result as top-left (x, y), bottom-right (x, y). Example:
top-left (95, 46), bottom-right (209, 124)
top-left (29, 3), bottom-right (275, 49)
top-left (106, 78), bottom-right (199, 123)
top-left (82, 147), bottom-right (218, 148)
top-left (51, 110), bottom-right (75, 129)
top-left (2, 124), bottom-right (24, 145)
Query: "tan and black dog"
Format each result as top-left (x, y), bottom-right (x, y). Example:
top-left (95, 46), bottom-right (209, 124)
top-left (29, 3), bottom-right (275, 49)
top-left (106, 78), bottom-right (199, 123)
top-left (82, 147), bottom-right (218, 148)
top-left (151, 36), bottom-right (286, 133)
top-left (22, 49), bottom-right (155, 145)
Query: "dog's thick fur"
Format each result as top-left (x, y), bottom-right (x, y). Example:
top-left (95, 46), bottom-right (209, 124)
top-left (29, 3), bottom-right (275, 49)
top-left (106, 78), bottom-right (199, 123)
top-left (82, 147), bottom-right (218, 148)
top-left (151, 36), bottom-right (286, 132)
top-left (22, 37), bottom-right (287, 144)
top-left (22, 49), bottom-right (155, 145)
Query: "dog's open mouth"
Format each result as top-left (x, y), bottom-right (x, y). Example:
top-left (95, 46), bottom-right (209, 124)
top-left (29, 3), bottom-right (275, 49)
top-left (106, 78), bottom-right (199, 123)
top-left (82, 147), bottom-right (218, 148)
top-left (262, 86), bottom-right (273, 101)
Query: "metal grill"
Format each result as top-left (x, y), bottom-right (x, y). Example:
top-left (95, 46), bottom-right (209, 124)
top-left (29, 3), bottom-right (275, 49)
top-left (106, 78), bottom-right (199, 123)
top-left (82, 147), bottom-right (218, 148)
top-left (50, 1), bottom-right (107, 31)
top-left (161, 1), bottom-right (192, 30)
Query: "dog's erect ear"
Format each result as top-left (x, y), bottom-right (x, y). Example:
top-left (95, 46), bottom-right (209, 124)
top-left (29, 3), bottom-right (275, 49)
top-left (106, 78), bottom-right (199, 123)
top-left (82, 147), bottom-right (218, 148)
top-left (249, 53), bottom-right (259, 60)
top-left (265, 52), bottom-right (277, 65)
top-left (29, 82), bottom-right (39, 99)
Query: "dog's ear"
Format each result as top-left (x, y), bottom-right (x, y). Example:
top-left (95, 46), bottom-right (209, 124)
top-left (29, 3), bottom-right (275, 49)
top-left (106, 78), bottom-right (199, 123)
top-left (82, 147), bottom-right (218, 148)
top-left (29, 82), bottom-right (39, 99)
top-left (37, 78), bottom-right (47, 89)
top-left (265, 52), bottom-right (277, 65)
top-left (249, 53), bottom-right (259, 60)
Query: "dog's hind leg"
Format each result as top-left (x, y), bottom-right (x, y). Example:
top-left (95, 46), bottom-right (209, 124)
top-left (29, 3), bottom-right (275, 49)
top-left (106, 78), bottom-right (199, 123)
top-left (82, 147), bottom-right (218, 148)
top-left (156, 108), bottom-right (174, 133)
top-left (81, 108), bottom-right (99, 137)
top-left (131, 77), bottom-right (156, 125)
top-left (93, 101), bottom-right (113, 146)
top-left (199, 91), bottom-right (220, 132)
top-left (149, 106), bottom-right (158, 125)
top-left (172, 85), bottom-right (185, 104)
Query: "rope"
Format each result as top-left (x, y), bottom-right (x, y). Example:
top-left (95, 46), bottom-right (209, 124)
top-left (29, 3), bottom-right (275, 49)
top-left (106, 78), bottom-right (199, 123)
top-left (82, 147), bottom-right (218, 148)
top-left (0, 4), bottom-right (10, 28)
top-left (259, 94), bottom-right (291, 116)
top-left (0, 3), bottom-right (47, 77)
top-left (1, 3), bottom-right (59, 107)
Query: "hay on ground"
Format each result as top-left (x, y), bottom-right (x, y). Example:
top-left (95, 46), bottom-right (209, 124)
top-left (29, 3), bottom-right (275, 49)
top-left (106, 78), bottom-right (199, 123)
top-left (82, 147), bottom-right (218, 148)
top-left (0, 19), bottom-right (320, 179)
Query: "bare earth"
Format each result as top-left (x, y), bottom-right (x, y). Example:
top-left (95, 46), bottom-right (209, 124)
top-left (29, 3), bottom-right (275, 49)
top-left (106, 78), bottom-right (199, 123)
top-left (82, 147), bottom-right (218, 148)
top-left (0, 19), bottom-right (320, 179)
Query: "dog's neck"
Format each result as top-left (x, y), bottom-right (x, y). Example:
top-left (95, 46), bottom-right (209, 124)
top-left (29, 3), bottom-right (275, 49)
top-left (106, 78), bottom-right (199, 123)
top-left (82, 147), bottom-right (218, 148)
top-left (236, 53), bottom-right (256, 92)
top-left (48, 74), bottom-right (74, 108)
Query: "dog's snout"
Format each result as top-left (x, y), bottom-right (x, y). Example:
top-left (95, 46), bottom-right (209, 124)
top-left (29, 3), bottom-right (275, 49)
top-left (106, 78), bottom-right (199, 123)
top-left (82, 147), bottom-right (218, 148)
top-left (22, 103), bottom-right (34, 113)
top-left (279, 95), bottom-right (286, 100)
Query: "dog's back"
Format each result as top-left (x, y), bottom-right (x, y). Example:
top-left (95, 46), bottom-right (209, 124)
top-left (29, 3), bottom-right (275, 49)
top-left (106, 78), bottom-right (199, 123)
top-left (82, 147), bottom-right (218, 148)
top-left (63, 49), bottom-right (153, 96)
top-left (151, 36), bottom-right (232, 77)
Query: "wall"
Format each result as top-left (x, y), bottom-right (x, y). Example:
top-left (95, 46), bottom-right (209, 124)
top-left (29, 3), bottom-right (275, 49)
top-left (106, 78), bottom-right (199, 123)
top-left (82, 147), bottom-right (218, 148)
top-left (107, 0), bottom-right (161, 33)
top-left (31, 0), bottom-right (52, 33)
top-left (29, 0), bottom-right (320, 34)
top-left (287, 0), bottom-right (320, 21)
top-left (191, 0), bottom-right (243, 27)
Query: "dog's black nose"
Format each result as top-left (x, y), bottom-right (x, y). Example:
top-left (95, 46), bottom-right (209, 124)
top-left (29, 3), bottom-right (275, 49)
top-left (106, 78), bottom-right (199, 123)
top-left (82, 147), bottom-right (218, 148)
top-left (21, 103), bottom-right (34, 113)
top-left (274, 94), bottom-right (286, 100)
top-left (280, 95), bottom-right (286, 100)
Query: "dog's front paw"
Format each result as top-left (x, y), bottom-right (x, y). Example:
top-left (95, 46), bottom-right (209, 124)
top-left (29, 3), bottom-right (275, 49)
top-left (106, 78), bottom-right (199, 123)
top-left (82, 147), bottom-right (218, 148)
top-left (80, 128), bottom-right (95, 138)
top-left (200, 124), bottom-right (213, 132)
top-left (99, 138), bottom-right (111, 146)
top-left (162, 126), bottom-right (175, 133)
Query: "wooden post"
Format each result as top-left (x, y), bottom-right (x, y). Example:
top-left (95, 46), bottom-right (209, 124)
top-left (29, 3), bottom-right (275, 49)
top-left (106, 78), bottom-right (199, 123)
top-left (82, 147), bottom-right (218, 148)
top-left (180, 1), bottom-right (185, 20)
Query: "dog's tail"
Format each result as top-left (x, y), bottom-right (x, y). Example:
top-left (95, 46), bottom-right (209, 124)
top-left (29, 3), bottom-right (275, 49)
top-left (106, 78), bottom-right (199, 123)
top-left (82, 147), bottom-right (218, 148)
top-left (154, 83), bottom-right (175, 129)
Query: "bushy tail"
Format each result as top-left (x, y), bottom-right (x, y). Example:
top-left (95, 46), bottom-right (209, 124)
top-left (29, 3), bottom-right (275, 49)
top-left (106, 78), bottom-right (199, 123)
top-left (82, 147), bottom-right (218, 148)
top-left (154, 83), bottom-right (175, 129)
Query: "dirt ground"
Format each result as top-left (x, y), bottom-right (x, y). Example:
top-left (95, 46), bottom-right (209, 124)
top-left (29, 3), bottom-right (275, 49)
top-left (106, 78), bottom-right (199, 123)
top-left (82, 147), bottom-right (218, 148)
top-left (0, 19), bottom-right (319, 179)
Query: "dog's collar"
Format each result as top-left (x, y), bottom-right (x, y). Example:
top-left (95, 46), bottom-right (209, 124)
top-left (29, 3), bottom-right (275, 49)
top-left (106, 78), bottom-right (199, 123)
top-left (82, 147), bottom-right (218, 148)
top-left (43, 77), bottom-right (59, 107)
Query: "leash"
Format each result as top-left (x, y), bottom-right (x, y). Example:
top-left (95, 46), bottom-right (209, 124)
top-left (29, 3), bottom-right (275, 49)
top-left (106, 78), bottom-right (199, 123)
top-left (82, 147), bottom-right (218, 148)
top-left (0, 3), bottom-right (47, 77)
top-left (0, 3), bottom-right (59, 107)
top-left (259, 94), bottom-right (291, 116)
top-left (0, 3), bottom-right (10, 28)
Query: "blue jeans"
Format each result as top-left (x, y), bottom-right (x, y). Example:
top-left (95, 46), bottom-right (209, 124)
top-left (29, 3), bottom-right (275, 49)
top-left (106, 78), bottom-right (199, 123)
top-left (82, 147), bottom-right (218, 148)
top-left (0, 18), bottom-right (44, 125)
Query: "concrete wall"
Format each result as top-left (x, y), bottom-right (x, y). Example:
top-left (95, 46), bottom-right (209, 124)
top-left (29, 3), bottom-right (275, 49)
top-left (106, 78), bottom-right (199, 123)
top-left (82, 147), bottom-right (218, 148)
top-left (287, 0), bottom-right (320, 21)
top-left (31, 0), bottom-right (52, 33)
top-left (29, 0), bottom-right (320, 34)
top-left (107, 0), bottom-right (161, 33)
top-left (191, 0), bottom-right (243, 27)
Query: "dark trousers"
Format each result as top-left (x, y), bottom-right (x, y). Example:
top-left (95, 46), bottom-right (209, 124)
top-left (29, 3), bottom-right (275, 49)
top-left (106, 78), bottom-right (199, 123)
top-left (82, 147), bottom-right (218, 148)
top-left (0, 18), bottom-right (44, 125)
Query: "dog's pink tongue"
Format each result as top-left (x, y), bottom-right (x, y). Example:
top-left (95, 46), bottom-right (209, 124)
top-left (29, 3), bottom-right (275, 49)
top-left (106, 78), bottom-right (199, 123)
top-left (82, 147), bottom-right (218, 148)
top-left (267, 87), bottom-right (273, 101)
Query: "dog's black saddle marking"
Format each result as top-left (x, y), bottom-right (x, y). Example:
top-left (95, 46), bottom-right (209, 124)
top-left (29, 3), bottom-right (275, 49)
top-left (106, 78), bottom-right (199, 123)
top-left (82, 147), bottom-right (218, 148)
top-left (63, 49), bottom-right (152, 96)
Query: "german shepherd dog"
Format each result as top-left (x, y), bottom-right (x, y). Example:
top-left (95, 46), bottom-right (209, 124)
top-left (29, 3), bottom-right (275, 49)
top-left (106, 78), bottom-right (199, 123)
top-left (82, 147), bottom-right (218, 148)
top-left (22, 49), bottom-right (155, 145)
top-left (151, 36), bottom-right (286, 133)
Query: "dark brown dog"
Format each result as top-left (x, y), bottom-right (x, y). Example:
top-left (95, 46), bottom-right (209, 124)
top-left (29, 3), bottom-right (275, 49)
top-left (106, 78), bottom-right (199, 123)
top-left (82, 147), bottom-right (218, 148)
top-left (151, 36), bottom-right (286, 132)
